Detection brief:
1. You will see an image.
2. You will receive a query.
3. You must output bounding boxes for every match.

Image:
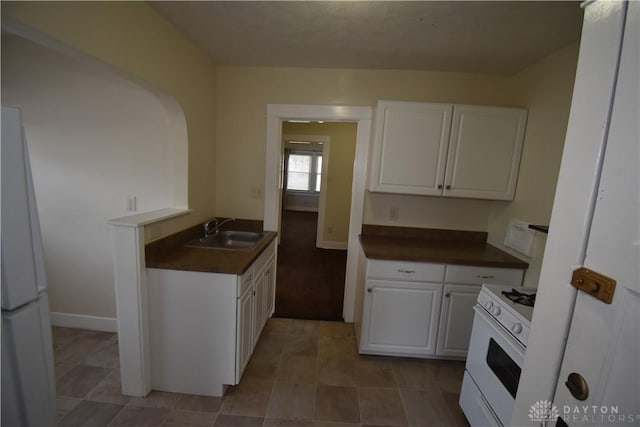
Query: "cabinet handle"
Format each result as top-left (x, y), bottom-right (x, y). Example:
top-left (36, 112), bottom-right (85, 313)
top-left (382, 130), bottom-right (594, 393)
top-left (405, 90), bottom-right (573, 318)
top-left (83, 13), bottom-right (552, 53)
top-left (437, 184), bottom-right (443, 190)
top-left (367, 288), bottom-right (373, 293)
top-left (476, 275), bottom-right (495, 279)
top-left (445, 292), bottom-right (451, 297)
top-left (446, 185), bottom-right (451, 190)
top-left (397, 269), bottom-right (415, 274)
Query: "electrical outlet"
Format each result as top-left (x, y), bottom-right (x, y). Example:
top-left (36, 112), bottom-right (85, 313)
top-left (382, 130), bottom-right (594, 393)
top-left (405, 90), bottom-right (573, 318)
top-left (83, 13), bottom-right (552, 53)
top-left (250, 186), bottom-right (264, 199)
top-left (389, 206), bottom-right (399, 221)
top-left (127, 196), bottom-right (137, 212)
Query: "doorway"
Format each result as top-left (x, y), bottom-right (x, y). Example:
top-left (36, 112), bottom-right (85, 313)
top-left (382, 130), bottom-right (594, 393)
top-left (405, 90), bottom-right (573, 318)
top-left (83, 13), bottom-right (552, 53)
top-left (275, 123), bottom-right (357, 320)
top-left (281, 133), bottom-right (329, 247)
top-left (264, 104), bottom-right (372, 322)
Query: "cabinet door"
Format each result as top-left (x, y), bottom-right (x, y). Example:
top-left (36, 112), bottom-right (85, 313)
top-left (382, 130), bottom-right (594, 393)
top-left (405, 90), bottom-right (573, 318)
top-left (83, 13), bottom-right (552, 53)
top-left (370, 101), bottom-right (453, 195)
top-left (436, 284), bottom-right (481, 358)
top-left (235, 285), bottom-right (254, 383)
top-left (444, 105), bottom-right (527, 200)
top-left (264, 258), bottom-right (276, 319)
top-left (252, 266), bottom-right (266, 347)
top-left (361, 279), bottom-right (442, 356)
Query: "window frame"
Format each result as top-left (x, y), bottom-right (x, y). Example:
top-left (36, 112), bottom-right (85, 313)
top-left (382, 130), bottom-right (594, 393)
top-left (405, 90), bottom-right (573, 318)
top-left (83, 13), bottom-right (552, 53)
top-left (285, 148), bottom-right (323, 194)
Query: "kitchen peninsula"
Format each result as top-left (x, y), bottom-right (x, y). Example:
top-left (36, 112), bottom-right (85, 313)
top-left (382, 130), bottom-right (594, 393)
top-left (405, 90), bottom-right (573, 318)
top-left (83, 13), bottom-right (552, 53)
top-left (145, 220), bottom-right (277, 397)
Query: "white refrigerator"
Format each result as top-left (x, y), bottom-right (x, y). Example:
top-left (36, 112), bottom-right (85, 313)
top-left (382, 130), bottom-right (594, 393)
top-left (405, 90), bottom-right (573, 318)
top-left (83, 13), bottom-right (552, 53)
top-left (1, 106), bottom-right (57, 426)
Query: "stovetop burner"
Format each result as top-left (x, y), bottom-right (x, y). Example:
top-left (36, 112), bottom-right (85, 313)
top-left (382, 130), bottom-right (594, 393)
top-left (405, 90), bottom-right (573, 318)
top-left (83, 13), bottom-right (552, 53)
top-left (501, 288), bottom-right (536, 307)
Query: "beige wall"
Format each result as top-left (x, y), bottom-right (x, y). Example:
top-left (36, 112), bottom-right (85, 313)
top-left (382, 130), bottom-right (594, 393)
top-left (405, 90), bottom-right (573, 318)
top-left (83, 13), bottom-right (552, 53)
top-left (2, 1), bottom-right (219, 239)
top-left (215, 65), bottom-right (516, 230)
top-left (2, 2), bottom-right (218, 323)
top-left (2, 35), bottom-right (179, 319)
top-left (216, 52), bottom-right (578, 285)
top-left (488, 43), bottom-right (580, 288)
top-left (283, 122), bottom-right (357, 243)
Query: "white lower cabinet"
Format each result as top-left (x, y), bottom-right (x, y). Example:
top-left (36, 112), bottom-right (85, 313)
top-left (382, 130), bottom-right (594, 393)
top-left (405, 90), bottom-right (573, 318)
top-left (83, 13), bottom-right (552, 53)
top-left (359, 258), bottom-right (524, 359)
top-left (361, 280), bottom-right (442, 356)
top-left (252, 265), bottom-right (266, 348)
top-left (264, 259), bottom-right (276, 319)
top-left (236, 245), bottom-right (277, 380)
top-left (148, 240), bottom-right (276, 397)
top-left (236, 282), bottom-right (254, 383)
top-left (249, 255), bottom-right (276, 350)
top-left (436, 284), bottom-right (481, 358)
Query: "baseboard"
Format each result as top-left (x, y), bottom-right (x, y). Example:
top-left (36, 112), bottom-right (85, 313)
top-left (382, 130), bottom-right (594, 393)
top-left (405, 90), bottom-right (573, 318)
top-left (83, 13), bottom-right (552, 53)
top-left (316, 240), bottom-right (348, 250)
top-left (285, 206), bottom-right (319, 213)
top-left (50, 312), bottom-right (118, 332)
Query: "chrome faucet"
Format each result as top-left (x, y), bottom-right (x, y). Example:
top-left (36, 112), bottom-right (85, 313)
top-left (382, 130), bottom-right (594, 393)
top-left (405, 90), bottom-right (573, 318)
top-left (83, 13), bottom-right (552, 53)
top-left (202, 217), bottom-right (236, 238)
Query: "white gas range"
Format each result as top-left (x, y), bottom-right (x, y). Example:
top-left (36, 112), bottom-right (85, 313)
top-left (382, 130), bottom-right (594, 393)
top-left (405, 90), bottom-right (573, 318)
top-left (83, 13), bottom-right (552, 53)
top-left (460, 284), bottom-right (535, 426)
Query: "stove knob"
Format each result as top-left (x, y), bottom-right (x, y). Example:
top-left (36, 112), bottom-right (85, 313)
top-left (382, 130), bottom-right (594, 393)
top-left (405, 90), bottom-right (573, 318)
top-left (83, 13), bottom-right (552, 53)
top-left (512, 323), bottom-right (523, 334)
top-left (491, 306), bottom-right (501, 316)
top-left (484, 301), bottom-right (494, 311)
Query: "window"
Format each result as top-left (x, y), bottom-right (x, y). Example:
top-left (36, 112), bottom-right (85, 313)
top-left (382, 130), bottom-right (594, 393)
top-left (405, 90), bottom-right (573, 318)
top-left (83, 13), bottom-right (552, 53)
top-left (286, 150), bottom-right (322, 192)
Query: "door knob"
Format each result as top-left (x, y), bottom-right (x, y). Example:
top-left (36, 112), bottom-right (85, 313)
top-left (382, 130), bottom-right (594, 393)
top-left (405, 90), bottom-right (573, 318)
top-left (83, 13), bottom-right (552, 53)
top-left (565, 372), bottom-right (589, 401)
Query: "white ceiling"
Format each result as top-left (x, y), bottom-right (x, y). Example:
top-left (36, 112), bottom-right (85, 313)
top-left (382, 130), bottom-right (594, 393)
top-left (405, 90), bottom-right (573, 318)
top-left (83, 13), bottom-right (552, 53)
top-left (151, 1), bottom-right (583, 74)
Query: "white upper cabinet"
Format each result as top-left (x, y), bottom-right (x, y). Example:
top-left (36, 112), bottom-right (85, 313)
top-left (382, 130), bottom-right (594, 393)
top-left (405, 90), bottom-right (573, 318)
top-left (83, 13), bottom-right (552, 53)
top-left (370, 101), bottom-right (454, 196)
top-left (445, 105), bottom-right (527, 200)
top-left (369, 100), bottom-right (527, 200)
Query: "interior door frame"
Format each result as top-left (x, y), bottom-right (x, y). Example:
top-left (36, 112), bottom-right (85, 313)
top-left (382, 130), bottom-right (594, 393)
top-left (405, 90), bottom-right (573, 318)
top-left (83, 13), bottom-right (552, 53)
top-left (265, 104), bottom-right (372, 322)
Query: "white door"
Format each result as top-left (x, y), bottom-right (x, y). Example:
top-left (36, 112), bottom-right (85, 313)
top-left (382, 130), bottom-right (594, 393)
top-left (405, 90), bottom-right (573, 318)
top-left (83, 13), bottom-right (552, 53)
top-left (552, 1), bottom-right (639, 424)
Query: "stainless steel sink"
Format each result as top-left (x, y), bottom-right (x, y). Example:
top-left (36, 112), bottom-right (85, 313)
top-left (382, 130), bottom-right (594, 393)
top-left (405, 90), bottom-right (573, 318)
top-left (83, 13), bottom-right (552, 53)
top-left (185, 230), bottom-right (267, 250)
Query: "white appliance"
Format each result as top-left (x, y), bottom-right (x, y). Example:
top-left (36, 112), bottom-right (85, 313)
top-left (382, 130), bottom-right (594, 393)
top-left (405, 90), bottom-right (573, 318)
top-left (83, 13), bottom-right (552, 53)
top-left (459, 284), bottom-right (534, 426)
top-left (1, 106), bottom-right (57, 426)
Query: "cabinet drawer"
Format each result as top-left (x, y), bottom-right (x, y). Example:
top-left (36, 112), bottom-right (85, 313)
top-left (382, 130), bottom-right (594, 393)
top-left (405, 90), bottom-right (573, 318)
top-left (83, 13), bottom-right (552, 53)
top-left (444, 265), bottom-right (523, 286)
top-left (238, 268), bottom-right (254, 297)
top-left (367, 260), bottom-right (445, 282)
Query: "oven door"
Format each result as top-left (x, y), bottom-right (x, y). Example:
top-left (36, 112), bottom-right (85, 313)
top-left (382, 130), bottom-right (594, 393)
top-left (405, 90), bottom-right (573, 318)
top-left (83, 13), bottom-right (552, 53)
top-left (465, 305), bottom-right (525, 426)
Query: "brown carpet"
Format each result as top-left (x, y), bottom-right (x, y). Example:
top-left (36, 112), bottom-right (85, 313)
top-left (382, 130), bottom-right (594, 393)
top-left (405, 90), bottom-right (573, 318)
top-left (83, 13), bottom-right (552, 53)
top-left (275, 210), bottom-right (347, 321)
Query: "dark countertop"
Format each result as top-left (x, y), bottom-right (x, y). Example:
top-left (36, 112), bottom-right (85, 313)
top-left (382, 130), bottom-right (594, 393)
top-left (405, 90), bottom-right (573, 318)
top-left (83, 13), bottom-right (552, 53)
top-left (145, 219), bottom-right (277, 275)
top-left (360, 225), bottom-right (528, 269)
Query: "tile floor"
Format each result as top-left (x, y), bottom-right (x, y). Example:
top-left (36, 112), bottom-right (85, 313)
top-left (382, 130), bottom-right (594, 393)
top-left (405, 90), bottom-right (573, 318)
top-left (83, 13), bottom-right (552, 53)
top-left (54, 318), bottom-right (470, 426)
